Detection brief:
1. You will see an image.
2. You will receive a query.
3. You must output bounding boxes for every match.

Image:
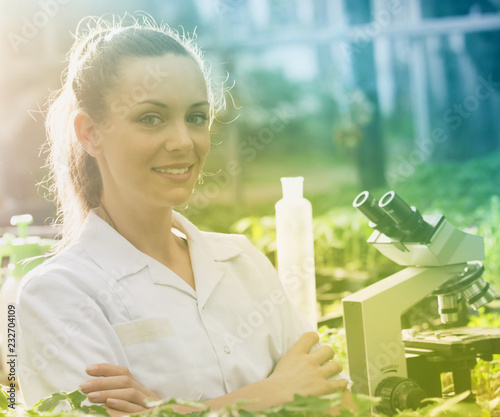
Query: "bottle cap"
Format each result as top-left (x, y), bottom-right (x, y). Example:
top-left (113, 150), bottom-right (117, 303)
top-left (281, 177), bottom-right (304, 199)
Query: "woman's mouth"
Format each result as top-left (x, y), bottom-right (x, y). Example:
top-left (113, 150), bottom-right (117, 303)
top-left (152, 165), bottom-right (194, 181)
top-left (153, 166), bottom-right (190, 174)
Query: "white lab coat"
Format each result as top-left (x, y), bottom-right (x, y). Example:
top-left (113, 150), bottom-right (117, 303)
top-left (17, 210), bottom-right (349, 407)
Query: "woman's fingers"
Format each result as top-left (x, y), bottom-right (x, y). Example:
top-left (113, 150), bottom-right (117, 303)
top-left (329, 378), bottom-right (349, 392)
top-left (81, 376), bottom-right (160, 405)
top-left (81, 364), bottom-right (161, 409)
top-left (309, 344), bottom-right (334, 364)
top-left (106, 397), bottom-right (147, 414)
top-left (288, 332), bottom-right (320, 354)
top-left (87, 387), bottom-right (153, 408)
top-left (82, 365), bottom-right (160, 401)
top-left (81, 375), bottom-right (140, 393)
top-left (86, 363), bottom-right (131, 377)
top-left (320, 360), bottom-right (343, 378)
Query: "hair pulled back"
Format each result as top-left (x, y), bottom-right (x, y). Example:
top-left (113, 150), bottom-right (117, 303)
top-left (44, 14), bottom-right (220, 245)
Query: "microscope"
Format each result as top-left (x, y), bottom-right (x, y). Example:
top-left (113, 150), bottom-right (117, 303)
top-left (342, 191), bottom-right (500, 416)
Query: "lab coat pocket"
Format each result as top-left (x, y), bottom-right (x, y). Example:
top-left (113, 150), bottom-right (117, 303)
top-left (114, 317), bottom-right (176, 346)
top-left (113, 318), bottom-right (203, 401)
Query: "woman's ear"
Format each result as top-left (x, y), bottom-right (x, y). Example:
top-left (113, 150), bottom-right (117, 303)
top-left (74, 112), bottom-right (103, 157)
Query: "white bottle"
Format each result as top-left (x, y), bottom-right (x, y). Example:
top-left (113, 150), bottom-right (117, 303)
top-left (275, 177), bottom-right (317, 329)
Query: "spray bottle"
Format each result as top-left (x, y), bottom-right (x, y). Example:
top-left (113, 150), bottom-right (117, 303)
top-left (275, 177), bottom-right (317, 329)
top-left (0, 214), bottom-right (56, 378)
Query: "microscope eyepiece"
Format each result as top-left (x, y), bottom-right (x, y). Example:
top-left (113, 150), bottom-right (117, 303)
top-left (353, 191), bottom-right (384, 223)
top-left (353, 191), bottom-right (400, 238)
top-left (379, 191), bottom-right (413, 224)
top-left (378, 191), bottom-right (434, 242)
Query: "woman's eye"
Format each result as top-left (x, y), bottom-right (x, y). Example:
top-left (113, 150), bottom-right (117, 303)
top-left (188, 113), bottom-right (208, 125)
top-left (139, 115), bottom-right (163, 126)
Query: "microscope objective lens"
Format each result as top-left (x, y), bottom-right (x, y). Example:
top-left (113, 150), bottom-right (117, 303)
top-left (437, 293), bottom-right (460, 324)
top-left (463, 280), bottom-right (495, 310)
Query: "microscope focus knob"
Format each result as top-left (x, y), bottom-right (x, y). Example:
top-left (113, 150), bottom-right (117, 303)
top-left (376, 376), bottom-right (426, 416)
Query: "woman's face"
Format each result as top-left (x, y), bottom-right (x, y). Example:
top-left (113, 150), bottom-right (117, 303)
top-left (95, 53), bottom-right (210, 210)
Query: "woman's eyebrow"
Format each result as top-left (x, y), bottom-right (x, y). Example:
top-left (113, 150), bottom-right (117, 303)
top-left (132, 100), bottom-right (209, 108)
top-left (134, 100), bottom-right (167, 108)
top-left (190, 101), bottom-right (210, 109)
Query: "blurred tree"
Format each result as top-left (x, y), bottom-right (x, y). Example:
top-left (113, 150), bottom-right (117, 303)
top-left (236, 68), bottom-right (338, 156)
top-left (465, 1), bottom-right (500, 157)
top-left (422, 0), bottom-right (500, 161)
top-left (342, 0), bottom-right (387, 190)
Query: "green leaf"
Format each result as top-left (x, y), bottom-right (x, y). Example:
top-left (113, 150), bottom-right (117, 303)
top-left (350, 393), bottom-right (380, 413)
top-left (147, 397), bottom-right (206, 410)
top-left (83, 404), bottom-right (110, 416)
top-left (428, 391), bottom-right (472, 417)
top-left (34, 392), bottom-right (68, 412)
top-left (281, 393), bottom-right (341, 414)
top-left (235, 410), bottom-right (257, 417)
top-left (489, 396), bottom-right (500, 410)
top-left (0, 387), bottom-right (8, 411)
top-left (66, 390), bottom-right (87, 409)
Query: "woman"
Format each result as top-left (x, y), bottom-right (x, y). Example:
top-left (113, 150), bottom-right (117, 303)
top-left (17, 15), bottom-right (351, 415)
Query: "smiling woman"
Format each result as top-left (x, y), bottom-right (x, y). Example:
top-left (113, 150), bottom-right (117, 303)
top-left (79, 54), bottom-right (211, 238)
top-left (16, 14), bottom-right (352, 416)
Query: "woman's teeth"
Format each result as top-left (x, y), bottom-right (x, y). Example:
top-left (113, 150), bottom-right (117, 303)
top-left (154, 166), bottom-right (190, 174)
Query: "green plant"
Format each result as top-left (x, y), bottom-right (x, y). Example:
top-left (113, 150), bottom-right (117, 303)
top-left (229, 209), bottom-right (395, 276)
top-left (319, 325), bottom-right (348, 372)
top-left (1, 388), bottom-right (377, 417)
top-left (3, 386), bottom-right (498, 417)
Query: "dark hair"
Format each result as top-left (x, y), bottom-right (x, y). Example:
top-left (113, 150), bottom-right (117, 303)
top-left (44, 15), bottom-right (221, 245)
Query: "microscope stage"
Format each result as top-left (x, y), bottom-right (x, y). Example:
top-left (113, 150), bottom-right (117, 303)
top-left (403, 326), bottom-right (500, 357)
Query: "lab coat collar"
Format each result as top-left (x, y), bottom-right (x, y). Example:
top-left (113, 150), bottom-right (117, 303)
top-left (171, 211), bottom-right (244, 262)
top-left (172, 212), bottom-right (245, 308)
top-left (79, 210), bottom-right (244, 305)
top-left (80, 210), bottom-right (151, 280)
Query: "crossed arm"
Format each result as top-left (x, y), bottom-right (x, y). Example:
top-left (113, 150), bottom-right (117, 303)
top-left (79, 332), bottom-right (354, 416)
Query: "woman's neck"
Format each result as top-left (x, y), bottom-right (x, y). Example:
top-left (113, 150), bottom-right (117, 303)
top-left (97, 194), bottom-right (181, 265)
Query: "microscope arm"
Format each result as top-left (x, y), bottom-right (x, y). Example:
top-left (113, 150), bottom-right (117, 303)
top-left (342, 263), bottom-right (467, 396)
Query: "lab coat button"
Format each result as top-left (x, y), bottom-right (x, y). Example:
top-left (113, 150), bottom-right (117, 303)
top-left (224, 345), bottom-right (231, 354)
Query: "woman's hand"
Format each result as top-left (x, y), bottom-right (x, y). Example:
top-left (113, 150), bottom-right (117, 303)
top-left (267, 332), bottom-right (348, 402)
top-left (79, 334), bottom-right (352, 415)
top-left (80, 363), bottom-right (161, 415)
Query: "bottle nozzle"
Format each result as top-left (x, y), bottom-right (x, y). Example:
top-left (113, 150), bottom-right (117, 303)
top-left (281, 177), bottom-right (304, 200)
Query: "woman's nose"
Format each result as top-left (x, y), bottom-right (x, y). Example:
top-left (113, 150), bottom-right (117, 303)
top-left (164, 120), bottom-right (194, 152)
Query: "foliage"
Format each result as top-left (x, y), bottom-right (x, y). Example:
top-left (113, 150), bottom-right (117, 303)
top-left (0, 388), bottom-right (374, 417)
top-left (229, 208), bottom-right (395, 276)
top-left (390, 151), bottom-right (500, 226)
top-left (229, 215), bottom-right (277, 261)
top-left (475, 196), bottom-right (500, 291)
top-left (319, 326), bottom-right (348, 372)
top-left (33, 390), bottom-right (107, 415)
top-left (3, 386), bottom-right (499, 417)
top-left (469, 309), bottom-right (500, 328)
top-left (473, 357), bottom-right (500, 405)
